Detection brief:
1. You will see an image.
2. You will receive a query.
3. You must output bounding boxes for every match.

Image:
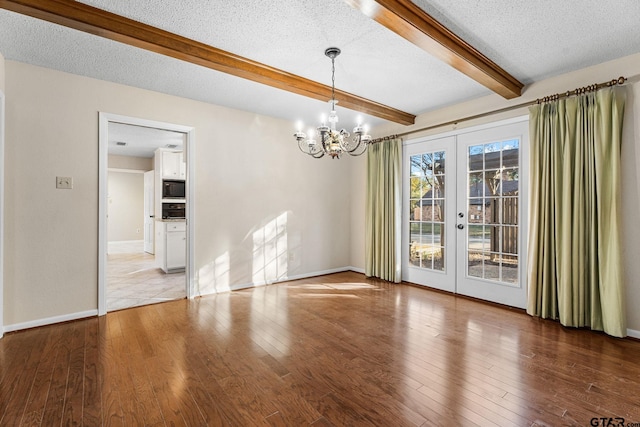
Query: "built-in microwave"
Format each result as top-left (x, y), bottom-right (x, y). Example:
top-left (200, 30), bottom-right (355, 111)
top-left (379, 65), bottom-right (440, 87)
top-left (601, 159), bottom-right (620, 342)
top-left (162, 202), bottom-right (186, 219)
top-left (162, 179), bottom-right (185, 199)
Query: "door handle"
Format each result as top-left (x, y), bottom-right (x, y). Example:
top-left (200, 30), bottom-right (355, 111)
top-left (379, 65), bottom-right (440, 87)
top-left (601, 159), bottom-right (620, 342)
top-left (457, 224), bottom-right (464, 230)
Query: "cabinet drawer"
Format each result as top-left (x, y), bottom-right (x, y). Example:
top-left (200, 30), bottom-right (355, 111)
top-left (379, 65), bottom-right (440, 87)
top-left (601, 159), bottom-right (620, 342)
top-left (166, 222), bottom-right (186, 232)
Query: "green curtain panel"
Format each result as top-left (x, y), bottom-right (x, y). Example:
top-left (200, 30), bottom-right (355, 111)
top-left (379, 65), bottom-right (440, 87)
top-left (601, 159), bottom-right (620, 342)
top-left (527, 86), bottom-right (626, 337)
top-left (365, 138), bottom-right (402, 283)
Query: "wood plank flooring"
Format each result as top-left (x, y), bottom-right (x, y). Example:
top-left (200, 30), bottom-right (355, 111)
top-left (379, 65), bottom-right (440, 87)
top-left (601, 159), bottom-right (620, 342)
top-left (1, 271), bottom-right (639, 426)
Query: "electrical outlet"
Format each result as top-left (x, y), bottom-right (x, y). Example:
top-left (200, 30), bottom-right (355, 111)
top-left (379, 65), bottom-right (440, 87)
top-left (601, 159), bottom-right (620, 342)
top-left (288, 252), bottom-right (296, 262)
top-left (136, 228), bottom-right (140, 233)
top-left (56, 176), bottom-right (73, 189)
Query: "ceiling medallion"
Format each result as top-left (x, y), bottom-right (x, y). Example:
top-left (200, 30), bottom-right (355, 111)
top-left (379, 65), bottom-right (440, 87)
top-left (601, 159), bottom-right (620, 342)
top-left (294, 47), bottom-right (371, 159)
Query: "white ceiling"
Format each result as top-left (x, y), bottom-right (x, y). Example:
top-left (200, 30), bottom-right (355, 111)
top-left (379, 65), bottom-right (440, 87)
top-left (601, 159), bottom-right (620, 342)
top-left (1, 0), bottom-right (639, 156)
top-left (108, 122), bottom-right (185, 158)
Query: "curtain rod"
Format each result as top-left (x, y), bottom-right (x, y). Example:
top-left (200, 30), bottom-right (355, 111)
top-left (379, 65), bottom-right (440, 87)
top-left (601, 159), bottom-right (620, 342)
top-left (370, 76), bottom-right (627, 144)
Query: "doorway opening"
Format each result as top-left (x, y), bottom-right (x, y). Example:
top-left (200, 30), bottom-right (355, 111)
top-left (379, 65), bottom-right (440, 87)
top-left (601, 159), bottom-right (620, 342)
top-left (98, 113), bottom-right (195, 315)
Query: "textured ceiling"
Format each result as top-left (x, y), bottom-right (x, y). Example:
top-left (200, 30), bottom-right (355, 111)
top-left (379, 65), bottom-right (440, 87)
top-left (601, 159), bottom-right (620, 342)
top-left (1, 0), bottom-right (639, 157)
top-left (412, 0), bottom-right (640, 84)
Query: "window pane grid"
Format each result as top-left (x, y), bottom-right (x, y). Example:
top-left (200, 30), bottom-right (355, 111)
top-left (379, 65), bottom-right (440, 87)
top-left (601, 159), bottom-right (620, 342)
top-left (466, 139), bottom-right (519, 284)
top-left (409, 151), bottom-right (446, 273)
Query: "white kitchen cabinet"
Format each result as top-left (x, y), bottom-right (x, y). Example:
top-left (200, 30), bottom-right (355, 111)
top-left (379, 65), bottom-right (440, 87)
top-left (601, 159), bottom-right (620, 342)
top-left (159, 150), bottom-right (185, 179)
top-left (166, 225), bottom-right (186, 270)
top-left (156, 221), bottom-right (186, 273)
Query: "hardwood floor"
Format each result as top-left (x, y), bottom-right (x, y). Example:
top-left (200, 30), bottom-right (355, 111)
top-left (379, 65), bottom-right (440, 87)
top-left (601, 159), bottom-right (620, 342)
top-left (1, 271), bottom-right (639, 426)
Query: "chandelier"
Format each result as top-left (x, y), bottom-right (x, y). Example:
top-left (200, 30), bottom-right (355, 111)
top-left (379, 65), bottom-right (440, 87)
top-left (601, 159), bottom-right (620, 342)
top-left (294, 47), bottom-right (372, 159)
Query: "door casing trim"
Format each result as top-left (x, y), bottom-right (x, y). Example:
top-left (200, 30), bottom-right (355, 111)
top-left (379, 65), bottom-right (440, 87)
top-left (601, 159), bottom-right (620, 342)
top-left (98, 112), bottom-right (196, 315)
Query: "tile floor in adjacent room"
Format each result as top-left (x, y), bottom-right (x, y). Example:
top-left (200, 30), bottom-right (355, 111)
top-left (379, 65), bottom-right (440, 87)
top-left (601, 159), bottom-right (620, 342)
top-left (107, 241), bottom-right (186, 311)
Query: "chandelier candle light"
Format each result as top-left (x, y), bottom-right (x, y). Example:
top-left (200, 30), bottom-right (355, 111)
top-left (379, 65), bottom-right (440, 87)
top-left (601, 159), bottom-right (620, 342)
top-left (294, 47), bottom-right (372, 159)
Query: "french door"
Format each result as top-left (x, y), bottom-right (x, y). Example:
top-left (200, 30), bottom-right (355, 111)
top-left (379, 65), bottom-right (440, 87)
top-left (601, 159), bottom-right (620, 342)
top-left (402, 119), bottom-right (528, 308)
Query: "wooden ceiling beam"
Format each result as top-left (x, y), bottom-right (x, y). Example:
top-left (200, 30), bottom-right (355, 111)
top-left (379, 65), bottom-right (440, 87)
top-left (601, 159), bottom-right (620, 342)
top-left (0, 0), bottom-right (416, 125)
top-left (344, 0), bottom-right (524, 99)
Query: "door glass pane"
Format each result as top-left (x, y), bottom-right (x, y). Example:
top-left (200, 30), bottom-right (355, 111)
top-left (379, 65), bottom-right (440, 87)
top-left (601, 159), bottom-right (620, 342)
top-left (502, 197), bottom-right (518, 225)
top-left (485, 198), bottom-right (500, 224)
top-left (432, 176), bottom-right (445, 198)
top-left (502, 255), bottom-right (518, 283)
top-left (467, 225), bottom-right (486, 251)
top-left (433, 200), bottom-right (444, 222)
top-left (410, 177), bottom-right (424, 198)
top-left (468, 172), bottom-right (484, 197)
top-left (435, 247), bottom-right (445, 271)
top-left (485, 169), bottom-right (501, 196)
top-left (424, 249), bottom-right (444, 271)
top-left (421, 222), bottom-right (434, 246)
top-left (484, 253), bottom-right (500, 281)
top-left (410, 157), bottom-right (423, 176)
top-left (468, 251), bottom-right (484, 278)
top-left (501, 168), bottom-right (519, 195)
top-left (469, 145), bottom-right (484, 170)
top-left (432, 223), bottom-right (442, 246)
top-left (502, 140), bottom-right (519, 166)
top-left (410, 200), bottom-right (421, 221)
top-left (434, 151), bottom-right (445, 174)
top-left (421, 251), bottom-right (433, 269)
top-left (467, 199), bottom-right (483, 223)
top-left (409, 150), bottom-right (446, 273)
top-left (465, 139), bottom-right (519, 284)
top-left (420, 199), bottom-right (433, 222)
top-left (502, 226), bottom-right (518, 254)
top-left (409, 222), bottom-right (421, 267)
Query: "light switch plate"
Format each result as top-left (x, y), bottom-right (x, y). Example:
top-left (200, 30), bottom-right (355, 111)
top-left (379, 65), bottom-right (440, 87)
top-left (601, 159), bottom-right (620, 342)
top-left (56, 176), bottom-right (73, 189)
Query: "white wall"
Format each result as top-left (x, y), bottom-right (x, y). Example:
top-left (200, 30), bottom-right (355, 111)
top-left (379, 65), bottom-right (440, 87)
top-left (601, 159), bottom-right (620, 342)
top-left (107, 171), bottom-right (144, 242)
top-left (0, 51), bottom-right (4, 92)
top-left (350, 52), bottom-right (640, 332)
top-left (108, 154), bottom-right (152, 171)
top-left (3, 61), bottom-right (351, 327)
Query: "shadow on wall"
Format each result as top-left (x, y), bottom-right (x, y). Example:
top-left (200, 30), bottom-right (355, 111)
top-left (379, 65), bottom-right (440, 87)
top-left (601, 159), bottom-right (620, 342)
top-left (195, 211), bottom-right (302, 295)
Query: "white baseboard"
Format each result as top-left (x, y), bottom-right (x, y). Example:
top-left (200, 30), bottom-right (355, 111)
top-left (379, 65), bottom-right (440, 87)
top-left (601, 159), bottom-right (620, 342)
top-left (348, 266), bottom-right (366, 274)
top-left (3, 309), bottom-right (98, 333)
top-left (229, 267), bottom-right (354, 291)
top-left (627, 328), bottom-right (640, 339)
top-left (274, 266), bottom-right (354, 283)
top-left (108, 239), bottom-right (144, 244)
top-left (194, 267), bottom-right (357, 297)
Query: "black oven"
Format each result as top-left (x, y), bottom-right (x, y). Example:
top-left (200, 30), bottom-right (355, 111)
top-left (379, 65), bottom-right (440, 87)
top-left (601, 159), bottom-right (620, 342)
top-left (162, 202), bottom-right (185, 219)
top-left (162, 179), bottom-right (186, 199)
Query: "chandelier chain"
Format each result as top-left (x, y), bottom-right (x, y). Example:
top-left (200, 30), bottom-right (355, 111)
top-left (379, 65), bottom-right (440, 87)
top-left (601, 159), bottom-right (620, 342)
top-left (331, 56), bottom-right (336, 108)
